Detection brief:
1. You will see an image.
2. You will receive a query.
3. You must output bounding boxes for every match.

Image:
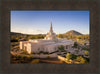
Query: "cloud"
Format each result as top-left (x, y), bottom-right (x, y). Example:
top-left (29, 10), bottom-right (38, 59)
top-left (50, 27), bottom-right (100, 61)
top-left (37, 30), bottom-right (43, 32)
top-left (31, 29), bottom-right (47, 34)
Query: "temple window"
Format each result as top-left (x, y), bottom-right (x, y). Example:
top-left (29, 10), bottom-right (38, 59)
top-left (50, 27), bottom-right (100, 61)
top-left (66, 45), bottom-right (68, 49)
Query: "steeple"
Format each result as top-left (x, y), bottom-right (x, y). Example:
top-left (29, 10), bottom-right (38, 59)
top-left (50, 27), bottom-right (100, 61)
top-left (44, 21), bottom-right (58, 42)
top-left (50, 21), bottom-right (53, 33)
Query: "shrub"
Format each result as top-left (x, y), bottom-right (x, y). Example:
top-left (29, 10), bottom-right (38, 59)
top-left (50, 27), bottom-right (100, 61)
top-left (58, 45), bottom-right (64, 51)
top-left (22, 50), bottom-right (29, 55)
top-left (84, 51), bottom-right (89, 56)
top-left (11, 39), bottom-right (18, 42)
top-left (71, 54), bottom-right (78, 60)
top-left (76, 56), bottom-right (86, 64)
top-left (84, 57), bottom-right (89, 63)
top-left (73, 42), bottom-right (78, 48)
top-left (82, 47), bottom-right (89, 51)
top-left (22, 56), bottom-right (27, 60)
top-left (28, 55), bottom-right (33, 59)
top-left (66, 53), bottom-right (72, 61)
top-left (16, 55), bottom-right (22, 59)
top-left (16, 55), bottom-right (27, 59)
top-left (75, 50), bottom-right (79, 54)
top-left (31, 51), bottom-right (34, 54)
top-left (37, 52), bottom-right (41, 55)
top-left (47, 55), bottom-right (50, 59)
top-left (31, 59), bottom-right (39, 63)
top-left (84, 43), bottom-right (86, 45)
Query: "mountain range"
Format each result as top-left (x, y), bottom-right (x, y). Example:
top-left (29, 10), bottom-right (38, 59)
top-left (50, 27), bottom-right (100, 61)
top-left (11, 30), bottom-right (84, 36)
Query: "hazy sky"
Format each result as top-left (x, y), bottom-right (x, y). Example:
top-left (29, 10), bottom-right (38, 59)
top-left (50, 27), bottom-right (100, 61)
top-left (11, 11), bottom-right (89, 34)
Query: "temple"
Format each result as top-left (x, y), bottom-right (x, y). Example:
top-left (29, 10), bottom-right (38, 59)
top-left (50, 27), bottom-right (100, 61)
top-left (20, 22), bottom-right (74, 54)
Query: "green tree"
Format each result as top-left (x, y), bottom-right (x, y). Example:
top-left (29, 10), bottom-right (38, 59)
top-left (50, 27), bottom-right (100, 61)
top-left (71, 54), bottom-right (78, 60)
top-left (57, 34), bottom-right (64, 38)
top-left (73, 42), bottom-right (78, 48)
top-left (58, 45), bottom-right (64, 51)
top-left (66, 53), bottom-right (72, 61)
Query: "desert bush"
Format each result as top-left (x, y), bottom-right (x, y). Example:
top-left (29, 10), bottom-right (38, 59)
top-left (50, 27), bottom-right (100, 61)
top-left (16, 55), bottom-right (22, 59)
top-left (71, 54), bottom-right (78, 60)
top-left (22, 56), bottom-right (27, 60)
top-left (16, 55), bottom-right (26, 60)
top-left (84, 51), bottom-right (89, 55)
top-left (75, 56), bottom-right (86, 64)
top-left (82, 47), bottom-right (89, 51)
top-left (22, 50), bottom-right (29, 55)
top-left (11, 39), bottom-right (18, 42)
top-left (31, 59), bottom-right (39, 63)
top-left (47, 55), bottom-right (50, 59)
top-left (75, 50), bottom-right (79, 54)
top-left (58, 45), bottom-right (64, 51)
top-left (84, 57), bottom-right (89, 63)
top-left (28, 55), bottom-right (33, 59)
top-left (66, 53), bottom-right (72, 61)
top-left (31, 51), bottom-right (34, 54)
top-left (73, 42), bottom-right (78, 48)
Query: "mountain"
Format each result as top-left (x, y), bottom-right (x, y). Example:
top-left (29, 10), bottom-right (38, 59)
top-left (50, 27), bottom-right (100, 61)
top-left (11, 32), bottom-right (46, 36)
top-left (11, 32), bottom-right (24, 35)
top-left (65, 30), bottom-right (83, 35)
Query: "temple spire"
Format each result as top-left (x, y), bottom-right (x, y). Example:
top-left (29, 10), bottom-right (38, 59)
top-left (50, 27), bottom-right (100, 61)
top-left (50, 21), bottom-right (53, 33)
top-left (44, 21), bottom-right (58, 42)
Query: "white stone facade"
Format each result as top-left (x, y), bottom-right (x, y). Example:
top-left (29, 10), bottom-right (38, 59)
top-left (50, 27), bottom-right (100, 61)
top-left (20, 22), bottom-right (74, 54)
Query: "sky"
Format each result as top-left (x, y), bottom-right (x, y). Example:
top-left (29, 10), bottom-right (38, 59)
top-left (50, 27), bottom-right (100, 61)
top-left (11, 11), bottom-right (89, 35)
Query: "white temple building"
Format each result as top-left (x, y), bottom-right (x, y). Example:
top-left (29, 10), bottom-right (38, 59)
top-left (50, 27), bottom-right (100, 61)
top-left (20, 22), bottom-right (74, 54)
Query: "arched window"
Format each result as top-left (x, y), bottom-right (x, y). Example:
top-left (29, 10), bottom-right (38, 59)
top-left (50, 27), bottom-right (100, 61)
top-left (66, 45), bottom-right (68, 49)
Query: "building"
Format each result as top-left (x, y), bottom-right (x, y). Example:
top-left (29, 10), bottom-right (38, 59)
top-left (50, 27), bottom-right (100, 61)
top-left (20, 22), bottom-right (74, 54)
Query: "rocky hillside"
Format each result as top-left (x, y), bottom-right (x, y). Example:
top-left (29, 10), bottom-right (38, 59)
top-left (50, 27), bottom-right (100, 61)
top-left (65, 30), bottom-right (83, 35)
